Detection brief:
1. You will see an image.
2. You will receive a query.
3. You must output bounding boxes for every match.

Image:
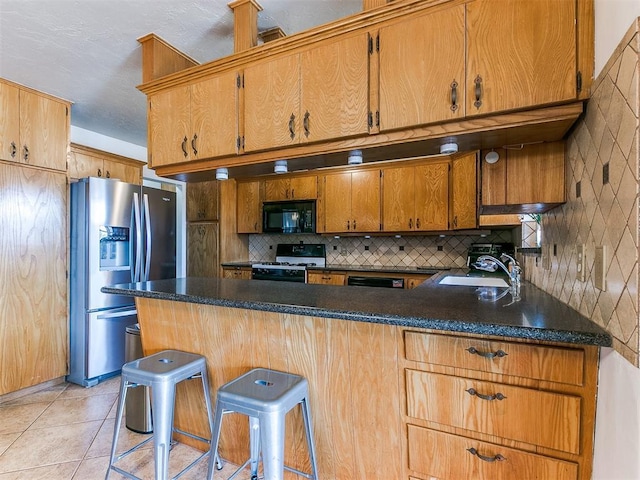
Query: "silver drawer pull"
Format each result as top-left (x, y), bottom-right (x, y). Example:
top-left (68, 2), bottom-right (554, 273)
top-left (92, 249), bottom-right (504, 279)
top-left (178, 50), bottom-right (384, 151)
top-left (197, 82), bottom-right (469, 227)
top-left (466, 388), bottom-right (506, 401)
top-left (466, 346), bottom-right (508, 358)
top-left (467, 447), bottom-right (506, 463)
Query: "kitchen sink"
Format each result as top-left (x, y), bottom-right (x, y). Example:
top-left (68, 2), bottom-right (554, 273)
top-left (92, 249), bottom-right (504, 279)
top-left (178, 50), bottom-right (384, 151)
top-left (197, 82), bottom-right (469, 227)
top-left (438, 275), bottom-right (510, 288)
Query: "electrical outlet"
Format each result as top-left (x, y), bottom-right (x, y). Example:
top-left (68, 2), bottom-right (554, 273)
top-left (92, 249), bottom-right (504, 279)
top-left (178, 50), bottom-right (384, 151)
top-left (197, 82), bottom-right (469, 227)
top-left (576, 244), bottom-right (586, 282)
top-left (595, 245), bottom-right (606, 290)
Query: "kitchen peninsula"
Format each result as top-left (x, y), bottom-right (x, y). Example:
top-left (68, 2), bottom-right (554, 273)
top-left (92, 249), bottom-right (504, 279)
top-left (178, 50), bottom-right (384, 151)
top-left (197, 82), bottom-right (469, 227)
top-left (104, 274), bottom-right (610, 480)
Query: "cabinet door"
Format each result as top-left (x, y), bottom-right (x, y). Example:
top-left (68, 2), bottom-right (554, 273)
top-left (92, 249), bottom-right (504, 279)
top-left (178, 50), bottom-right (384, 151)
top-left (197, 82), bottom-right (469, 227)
top-left (148, 85), bottom-right (191, 167)
top-left (289, 175), bottom-right (317, 199)
top-left (466, 0), bottom-right (576, 115)
top-left (236, 180), bottom-right (261, 233)
top-left (69, 150), bottom-right (104, 179)
top-left (19, 90), bottom-right (68, 171)
top-left (244, 54), bottom-right (301, 152)
top-left (506, 142), bottom-right (565, 205)
top-left (223, 267), bottom-right (251, 279)
top-left (187, 223), bottom-right (219, 277)
top-left (379, 5), bottom-right (465, 131)
top-left (307, 272), bottom-right (345, 285)
top-left (406, 370), bottom-right (581, 454)
top-left (351, 170), bottom-right (380, 232)
top-left (263, 177), bottom-right (290, 201)
top-left (104, 159), bottom-right (142, 185)
top-left (0, 165), bottom-right (67, 394)
top-left (414, 162), bottom-right (449, 231)
top-left (408, 426), bottom-right (579, 480)
top-left (191, 72), bottom-right (238, 159)
top-left (323, 172), bottom-right (352, 233)
top-left (0, 81), bottom-right (20, 162)
top-left (382, 166), bottom-right (415, 231)
top-left (451, 153), bottom-right (478, 230)
top-left (300, 33), bottom-right (370, 143)
top-left (187, 181), bottom-right (219, 222)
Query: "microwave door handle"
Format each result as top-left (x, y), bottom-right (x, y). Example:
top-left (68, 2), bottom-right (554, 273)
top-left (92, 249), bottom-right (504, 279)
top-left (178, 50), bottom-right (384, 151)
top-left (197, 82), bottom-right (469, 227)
top-left (142, 193), bottom-right (152, 282)
top-left (131, 192), bottom-right (142, 282)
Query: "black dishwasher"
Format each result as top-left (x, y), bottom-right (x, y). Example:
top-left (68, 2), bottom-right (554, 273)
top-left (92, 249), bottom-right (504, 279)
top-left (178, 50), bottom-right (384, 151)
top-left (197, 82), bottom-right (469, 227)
top-left (347, 276), bottom-right (404, 288)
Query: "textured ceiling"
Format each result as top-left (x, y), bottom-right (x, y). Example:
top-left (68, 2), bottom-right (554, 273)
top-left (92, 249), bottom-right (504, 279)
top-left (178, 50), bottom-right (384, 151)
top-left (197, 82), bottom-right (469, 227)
top-left (0, 0), bottom-right (360, 147)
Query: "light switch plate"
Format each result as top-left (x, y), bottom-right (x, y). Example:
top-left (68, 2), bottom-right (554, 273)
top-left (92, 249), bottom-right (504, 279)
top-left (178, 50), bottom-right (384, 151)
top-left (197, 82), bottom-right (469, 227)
top-left (576, 244), bottom-right (586, 282)
top-left (595, 245), bottom-right (606, 291)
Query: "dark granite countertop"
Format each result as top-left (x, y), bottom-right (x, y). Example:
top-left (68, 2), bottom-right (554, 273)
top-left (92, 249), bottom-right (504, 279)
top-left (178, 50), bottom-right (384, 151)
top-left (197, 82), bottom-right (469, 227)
top-left (221, 262), bottom-right (452, 275)
top-left (103, 273), bottom-right (611, 347)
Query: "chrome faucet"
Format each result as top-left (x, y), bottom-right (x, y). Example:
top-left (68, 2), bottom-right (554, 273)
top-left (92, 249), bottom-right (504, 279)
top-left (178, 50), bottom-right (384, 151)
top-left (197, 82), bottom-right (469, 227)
top-left (474, 254), bottom-right (521, 302)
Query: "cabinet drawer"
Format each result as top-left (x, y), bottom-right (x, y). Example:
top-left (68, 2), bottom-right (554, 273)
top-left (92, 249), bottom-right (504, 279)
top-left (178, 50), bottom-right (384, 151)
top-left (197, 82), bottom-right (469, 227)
top-left (408, 426), bottom-right (578, 480)
top-left (406, 370), bottom-right (581, 454)
top-left (404, 331), bottom-right (584, 385)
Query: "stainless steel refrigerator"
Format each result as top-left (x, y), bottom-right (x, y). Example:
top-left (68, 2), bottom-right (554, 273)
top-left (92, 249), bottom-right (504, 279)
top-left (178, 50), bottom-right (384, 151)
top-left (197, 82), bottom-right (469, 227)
top-left (68, 177), bottom-right (176, 386)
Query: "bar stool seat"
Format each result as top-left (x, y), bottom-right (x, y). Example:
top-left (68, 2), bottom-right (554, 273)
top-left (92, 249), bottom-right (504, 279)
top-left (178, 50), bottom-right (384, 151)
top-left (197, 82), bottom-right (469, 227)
top-left (207, 368), bottom-right (318, 480)
top-left (106, 349), bottom-right (221, 480)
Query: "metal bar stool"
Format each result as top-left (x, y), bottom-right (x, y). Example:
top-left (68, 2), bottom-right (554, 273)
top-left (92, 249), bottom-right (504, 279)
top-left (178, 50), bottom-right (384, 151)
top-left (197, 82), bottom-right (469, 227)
top-left (207, 368), bottom-right (318, 480)
top-left (106, 349), bottom-right (222, 480)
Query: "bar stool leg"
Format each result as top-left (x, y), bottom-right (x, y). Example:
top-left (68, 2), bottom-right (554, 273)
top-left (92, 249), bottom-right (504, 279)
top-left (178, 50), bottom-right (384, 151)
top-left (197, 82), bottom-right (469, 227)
top-left (300, 398), bottom-right (318, 480)
top-left (151, 381), bottom-right (175, 480)
top-left (106, 380), bottom-right (129, 480)
top-left (249, 416), bottom-right (261, 479)
top-left (207, 406), bottom-right (225, 480)
top-left (199, 372), bottom-right (223, 471)
top-left (260, 411), bottom-right (286, 480)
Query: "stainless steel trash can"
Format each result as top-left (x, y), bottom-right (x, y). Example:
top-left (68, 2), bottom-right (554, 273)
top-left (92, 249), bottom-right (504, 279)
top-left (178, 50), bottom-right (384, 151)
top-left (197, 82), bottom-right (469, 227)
top-left (124, 324), bottom-right (153, 434)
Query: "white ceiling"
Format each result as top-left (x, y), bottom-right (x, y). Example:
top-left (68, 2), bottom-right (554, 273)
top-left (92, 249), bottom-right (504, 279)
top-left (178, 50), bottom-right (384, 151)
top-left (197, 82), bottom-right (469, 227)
top-left (0, 0), bottom-right (360, 147)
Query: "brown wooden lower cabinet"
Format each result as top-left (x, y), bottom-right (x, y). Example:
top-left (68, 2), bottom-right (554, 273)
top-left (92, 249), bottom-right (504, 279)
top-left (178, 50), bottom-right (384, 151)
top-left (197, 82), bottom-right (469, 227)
top-left (134, 299), bottom-right (598, 480)
top-left (307, 271), bottom-right (346, 285)
top-left (408, 427), bottom-right (578, 480)
top-left (187, 223), bottom-right (219, 277)
top-left (222, 266), bottom-right (251, 279)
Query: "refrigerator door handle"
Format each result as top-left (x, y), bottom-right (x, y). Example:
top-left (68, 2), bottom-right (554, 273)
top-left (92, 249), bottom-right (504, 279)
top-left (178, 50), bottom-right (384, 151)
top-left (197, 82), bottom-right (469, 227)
top-left (96, 307), bottom-right (138, 320)
top-left (142, 193), bottom-right (152, 281)
top-left (131, 192), bottom-right (143, 282)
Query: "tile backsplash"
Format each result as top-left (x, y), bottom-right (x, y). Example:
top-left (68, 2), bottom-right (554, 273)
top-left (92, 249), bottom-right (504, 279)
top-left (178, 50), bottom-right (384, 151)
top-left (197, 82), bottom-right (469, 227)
top-left (524, 19), bottom-right (640, 366)
top-left (249, 230), bottom-right (515, 268)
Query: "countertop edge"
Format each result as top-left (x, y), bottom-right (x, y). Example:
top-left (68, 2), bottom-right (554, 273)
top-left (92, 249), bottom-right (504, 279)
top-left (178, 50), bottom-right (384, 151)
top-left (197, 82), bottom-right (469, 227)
top-left (102, 284), bottom-right (612, 348)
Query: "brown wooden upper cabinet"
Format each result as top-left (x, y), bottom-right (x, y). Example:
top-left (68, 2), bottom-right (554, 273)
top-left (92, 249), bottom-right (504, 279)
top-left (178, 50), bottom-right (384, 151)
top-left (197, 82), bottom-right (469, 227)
top-left (450, 152), bottom-right (478, 230)
top-left (236, 179), bottom-right (262, 233)
top-left (0, 80), bottom-right (68, 171)
top-left (320, 169), bottom-right (381, 233)
top-left (186, 180), bottom-right (220, 222)
top-left (466, 0), bottom-right (577, 116)
top-left (382, 160), bottom-right (449, 232)
top-left (69, 144), bottom-right (144, 184)
top-left (481, 142), bottom-right (565, 214)
top-left (263, 175), bottom-right (317, 201)
top-left (148, 71), bottom-right (238, 167)
top-left (378, 4), bottom-right (465, 131)
top-left (243, 32), bottom-right (370, 153)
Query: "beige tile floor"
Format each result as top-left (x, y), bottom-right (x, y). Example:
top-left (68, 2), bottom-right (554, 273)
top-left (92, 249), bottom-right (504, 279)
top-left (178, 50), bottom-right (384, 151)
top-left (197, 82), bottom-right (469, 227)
top-left (0, 377), bottom-right (251, 480)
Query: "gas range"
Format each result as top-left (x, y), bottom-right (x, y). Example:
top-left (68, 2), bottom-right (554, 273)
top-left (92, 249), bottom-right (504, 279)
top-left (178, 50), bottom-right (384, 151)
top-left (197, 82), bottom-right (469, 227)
top-left (252, 244), bottom-right (326, 283)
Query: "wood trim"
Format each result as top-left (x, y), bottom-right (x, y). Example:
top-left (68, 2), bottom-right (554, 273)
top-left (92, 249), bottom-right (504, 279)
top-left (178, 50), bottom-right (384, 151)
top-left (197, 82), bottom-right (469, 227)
top-left (70, 143), bottom-right (145, 168)
top-left (137, 33), bottom-right (200, 84)
top-left (0, 77), bottom-right (72, 106)
top-left (576, 0), bottom-right (595, 99)
top-left (228, 0), bottom-right (263, 53)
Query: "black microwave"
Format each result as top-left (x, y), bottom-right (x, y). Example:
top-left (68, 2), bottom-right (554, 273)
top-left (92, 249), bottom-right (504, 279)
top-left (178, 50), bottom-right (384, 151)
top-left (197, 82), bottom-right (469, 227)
top-left (263, 201), bottom-right (316, 234)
